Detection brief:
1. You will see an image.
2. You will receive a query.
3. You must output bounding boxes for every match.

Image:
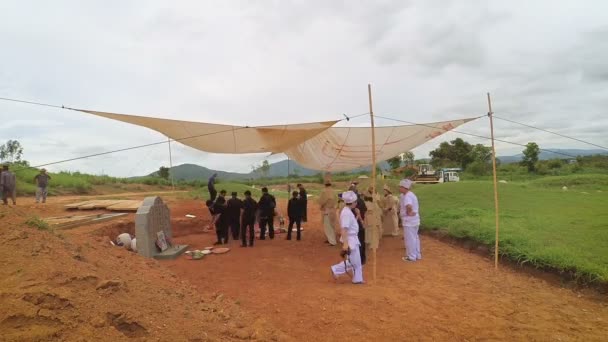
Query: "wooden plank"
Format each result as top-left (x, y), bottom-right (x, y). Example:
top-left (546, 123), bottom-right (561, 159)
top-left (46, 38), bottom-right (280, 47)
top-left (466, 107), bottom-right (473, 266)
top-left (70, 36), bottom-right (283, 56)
top-left (53, 213), bottom-right (129, 230)
top-left (64, 201), bottom-right (95, 209)
top-left (107, 200), bottom-right (142, 212)
top-left (78, 200), bottom-right (125, 210)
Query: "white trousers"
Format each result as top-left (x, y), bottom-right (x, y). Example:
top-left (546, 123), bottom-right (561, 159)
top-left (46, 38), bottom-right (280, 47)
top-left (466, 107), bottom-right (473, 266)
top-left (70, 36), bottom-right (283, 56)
top-left (323, 215), bottom-right (337, 245)
top-left (404, 225), bottom-right (422, 260)
top-left (331, 245), bottom-right (363, 283)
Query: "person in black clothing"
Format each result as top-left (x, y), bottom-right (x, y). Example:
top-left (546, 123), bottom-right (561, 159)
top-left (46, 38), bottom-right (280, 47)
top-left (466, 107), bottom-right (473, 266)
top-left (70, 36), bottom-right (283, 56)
top-left (353, 190), bottom-right (368, 265)
top-left (286, 191), bottom-right (304, 241)
top-left (241, 190), bottom-right (257, 247)
top-left (258, 187), bottom-right (276, 240)
top-left (297, 183), bottom-right (308, 223)
top-left (213, 193), bottom-right (229, 245)
top-left (208, 173), bottom-right (218, 202)
top-left (227, 192), bottom-right (243, 240)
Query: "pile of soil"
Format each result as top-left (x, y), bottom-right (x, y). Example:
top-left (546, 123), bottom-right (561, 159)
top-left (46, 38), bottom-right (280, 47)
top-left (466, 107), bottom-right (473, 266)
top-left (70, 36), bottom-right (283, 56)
top-left (0, 205), bottom-right (289, 341)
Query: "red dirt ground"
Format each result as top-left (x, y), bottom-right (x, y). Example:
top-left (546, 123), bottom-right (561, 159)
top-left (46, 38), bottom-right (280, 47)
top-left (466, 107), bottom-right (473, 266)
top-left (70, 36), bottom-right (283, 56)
top-left (2, 194), bottom-right (608, 341)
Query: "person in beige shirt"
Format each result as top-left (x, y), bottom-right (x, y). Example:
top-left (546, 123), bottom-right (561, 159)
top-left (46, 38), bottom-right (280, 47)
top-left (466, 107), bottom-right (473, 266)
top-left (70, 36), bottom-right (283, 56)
top-left (381, 184), bottom-right (399, 236)
top-left (363, 186), bottom-right (382, 250)
top-left (317, 182), bottom-right (339, 246)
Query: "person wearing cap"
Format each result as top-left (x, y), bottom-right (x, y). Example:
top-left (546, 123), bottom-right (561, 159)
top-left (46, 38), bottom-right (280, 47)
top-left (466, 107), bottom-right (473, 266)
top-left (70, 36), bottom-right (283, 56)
top-left (227, 192), bottom-right (244, 240)
top-left (34, 168), bottom-right (52, 204)
top-left (1, 164), bottom-right (16, 206)
top-left (297, 183), bottom-right (308, 224)
top-left (258, 187), bottom-right (277, 240)
top-left (399, 179), bottom-right (421, 262)
top-left (241, 190), bottom-right (258, 247)
top-left (381, 184), bottom-right (399, 237)
top-left (316, 182), bottom-right (338, 246)
top-left (286, 191), bottom-right (304, 240)
top-left (330, 191), bottom-right (364, 284)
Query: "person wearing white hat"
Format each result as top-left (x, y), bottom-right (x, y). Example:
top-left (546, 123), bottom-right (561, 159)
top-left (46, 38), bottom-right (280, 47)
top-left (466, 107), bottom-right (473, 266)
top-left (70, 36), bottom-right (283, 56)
top-left (399, 179), bottom-right (421, 262)
top-left (330, 191), bottom-right (364, 284)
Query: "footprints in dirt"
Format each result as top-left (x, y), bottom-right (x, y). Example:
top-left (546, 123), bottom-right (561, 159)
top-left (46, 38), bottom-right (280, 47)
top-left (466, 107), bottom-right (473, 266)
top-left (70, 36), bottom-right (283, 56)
top-left (0, 314), bottom-right (64, 341)
top-left (22, 292), bottom-right (73, 310)
top-left (106, 312), bottom-right (149, 338)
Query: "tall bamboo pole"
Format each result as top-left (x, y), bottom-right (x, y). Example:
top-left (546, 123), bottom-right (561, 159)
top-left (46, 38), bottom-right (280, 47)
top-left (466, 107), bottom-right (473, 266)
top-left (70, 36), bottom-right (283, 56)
top-left (368, 84), bottom-right (378, 281)
top-left (487, 93), bottom-right (500, 269)
top-left (168, 137), bottom-right (175, 190)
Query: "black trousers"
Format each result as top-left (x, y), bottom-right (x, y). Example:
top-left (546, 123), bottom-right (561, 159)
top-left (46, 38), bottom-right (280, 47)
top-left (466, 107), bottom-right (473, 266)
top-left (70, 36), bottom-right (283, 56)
top-left (286, 217), bottom-right (302, 240)
top-left (215, 222), bottom-right (228, 244)
top-left (241, 219), bottom-right (255, 246)
top-left (357, 222), bottom-right (366, 265)
top-left (209, 187), bottom-right (217, 202)
top-left (259, 216), bottom-right (274, 239)
top-left (302, 202), bottom-right (308, 222)
top-left (229, 219), bottom-right (240, 240)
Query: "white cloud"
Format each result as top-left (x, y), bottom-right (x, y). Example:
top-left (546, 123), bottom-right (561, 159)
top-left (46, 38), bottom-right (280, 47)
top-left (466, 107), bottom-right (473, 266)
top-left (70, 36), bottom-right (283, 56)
top-left (1, 0), bottom-right (607, 176)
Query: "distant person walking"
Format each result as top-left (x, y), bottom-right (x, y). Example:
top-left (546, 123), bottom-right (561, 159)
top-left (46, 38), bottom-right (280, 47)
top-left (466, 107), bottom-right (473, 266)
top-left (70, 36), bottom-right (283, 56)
top-left (297, 184), bottom-right (308, 223)
top-left (399, 179), bottom-right (421, 262)
top-left (241, 190), bottom-right (258, 247)
top-left (227, 192), bottom-right (243, 240)
top-left (317, 182), bottom-right (338, 246)
top-left (208, 173), bottom-right (218, 202)
top-left (34, 168), bottom-right (51, 203)
top-left (286, 191), bottom-right (304, 241)
top-left (1, 164), bottom-right (16, 206)
top-left (258, 187), bottom-right (276, 240)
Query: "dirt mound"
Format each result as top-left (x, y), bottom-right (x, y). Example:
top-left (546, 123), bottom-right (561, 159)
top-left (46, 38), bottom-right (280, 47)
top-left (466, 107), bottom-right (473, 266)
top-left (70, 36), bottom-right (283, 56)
top-left (0, 206), bottom-right (288, 341)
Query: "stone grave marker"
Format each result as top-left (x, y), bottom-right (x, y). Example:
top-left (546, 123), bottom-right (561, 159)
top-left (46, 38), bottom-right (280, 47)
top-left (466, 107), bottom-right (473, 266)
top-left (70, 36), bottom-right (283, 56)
top-left (135, 196), bottom-right (188, 259)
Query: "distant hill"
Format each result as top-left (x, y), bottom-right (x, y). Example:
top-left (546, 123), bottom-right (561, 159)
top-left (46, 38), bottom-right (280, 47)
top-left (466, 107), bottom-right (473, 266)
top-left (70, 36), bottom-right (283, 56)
top-left (498, 149), bottom-right (608, 164)
top-left (147, 160), bottom-right (391, 181)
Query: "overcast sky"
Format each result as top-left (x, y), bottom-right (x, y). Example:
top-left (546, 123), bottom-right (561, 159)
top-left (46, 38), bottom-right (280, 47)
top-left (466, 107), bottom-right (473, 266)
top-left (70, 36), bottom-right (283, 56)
top-left (1, 1), bottom-right (607, 177)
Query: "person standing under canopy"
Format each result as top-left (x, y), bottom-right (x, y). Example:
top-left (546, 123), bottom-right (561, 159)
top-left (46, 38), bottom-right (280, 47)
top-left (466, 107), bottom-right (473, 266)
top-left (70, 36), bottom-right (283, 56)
top-left (297, 183), bottom-right (308, 224)
top-left (258, 187), bottom-right (276, 240)
top-left (317, 182), bottom-right (338, 246)
top-left (227, 192), bottom-right (243, 240)
top-left (286, 191), bottom-right (304, 241)
top-left (363, 186), bottom-right (382, 250)
top-left (399, 179), bottom-right (422, 262)
top-left (241, 190), bottom-right (257, 247)
top-left (330, 191), bottom-right (364, 284)
top-left (208, 173), bottom-right (218, 202)
top-left (353, 191), bottom-right (368, 265)
top-left (381, 184), bottom-right (399, 237)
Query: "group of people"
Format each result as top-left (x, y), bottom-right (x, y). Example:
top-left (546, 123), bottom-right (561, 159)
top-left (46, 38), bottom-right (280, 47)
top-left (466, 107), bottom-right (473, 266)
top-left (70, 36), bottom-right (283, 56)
top-left (0, 164), bottom-right (51, 205)
top-left (204, 173), bottom-right (421, 286)
top-left (205, 173), bottom-right (309, 248)
top-left (330, 178), bottom-right (421, 285)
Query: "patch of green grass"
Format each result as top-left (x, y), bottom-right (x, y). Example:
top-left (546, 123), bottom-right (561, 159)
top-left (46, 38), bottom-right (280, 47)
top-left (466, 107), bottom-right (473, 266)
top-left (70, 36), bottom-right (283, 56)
top-left (25, 216), bottom-right (51, 231)
top-left (416, 180), bottom-right (608, 283)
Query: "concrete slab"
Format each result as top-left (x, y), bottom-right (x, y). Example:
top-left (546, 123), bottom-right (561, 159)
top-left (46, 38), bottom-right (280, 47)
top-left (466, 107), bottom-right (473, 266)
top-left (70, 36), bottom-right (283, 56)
top-left (153, 244), bottom-right (189, 260)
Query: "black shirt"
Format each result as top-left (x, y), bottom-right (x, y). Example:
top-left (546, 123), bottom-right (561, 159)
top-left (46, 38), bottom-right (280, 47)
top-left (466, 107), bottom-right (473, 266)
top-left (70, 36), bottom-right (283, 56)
top-left (213, 196), bottom-right (228, 225)
top-left (299, 187), bottom-right (307, 202)
top-left (227, 197), bottom-right (243, 219)
top-left (258, 193), bottom-right (276, 218)
top-left (242, 197), bottom-right (258, 221)
top-left (288, 197), bottom-right (304, 219)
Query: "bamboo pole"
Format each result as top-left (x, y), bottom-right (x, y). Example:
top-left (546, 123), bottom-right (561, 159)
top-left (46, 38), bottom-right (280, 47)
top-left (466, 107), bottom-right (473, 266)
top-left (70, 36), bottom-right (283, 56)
top-left (287, 156), bottom-right (291, 194)
top-left (487, 93), bottom-right (500, 269)
top-left (168, 137), bottom-right (175, 190)
top-left (368, 83), bottom-right (378, 282)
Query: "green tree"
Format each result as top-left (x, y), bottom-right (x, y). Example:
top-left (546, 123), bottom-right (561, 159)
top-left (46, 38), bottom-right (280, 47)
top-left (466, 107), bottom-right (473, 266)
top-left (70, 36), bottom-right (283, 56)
top-left (387, 156), bottom-right (402, 170)
top-left (260, 159), bottom-right (271, 178)
top-left (430, 138), bottom-right (473, 169)
top-left (0, 140), bottom-right (24, 163)
top-left (521, 142), bottom-right (540, 172)
top-left (158, 166), bottom-right (170, 180)
top-left (402, 151), bottom-right (415, 166)
top-left (469, 144), bottom-right (492, 163)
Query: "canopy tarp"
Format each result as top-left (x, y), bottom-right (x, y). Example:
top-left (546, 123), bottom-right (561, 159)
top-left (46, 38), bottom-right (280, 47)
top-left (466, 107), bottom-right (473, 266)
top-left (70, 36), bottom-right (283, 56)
top-left (76, 109), bottom-right (475, 172)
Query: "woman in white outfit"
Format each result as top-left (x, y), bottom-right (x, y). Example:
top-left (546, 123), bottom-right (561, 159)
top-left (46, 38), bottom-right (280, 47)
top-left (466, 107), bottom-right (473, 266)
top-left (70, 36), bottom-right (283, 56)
top-left (330, 191), bottom-right (364, 284)
top-left (399, 179), bottom-right (422, 262)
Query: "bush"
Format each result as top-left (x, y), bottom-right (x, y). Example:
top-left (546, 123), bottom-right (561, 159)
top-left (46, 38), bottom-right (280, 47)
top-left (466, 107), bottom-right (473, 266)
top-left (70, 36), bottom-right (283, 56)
top-left (466, 161), bottom-right (489, 176)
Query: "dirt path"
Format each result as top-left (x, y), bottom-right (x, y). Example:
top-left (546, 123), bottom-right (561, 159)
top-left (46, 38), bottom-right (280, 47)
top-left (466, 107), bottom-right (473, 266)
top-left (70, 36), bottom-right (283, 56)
top-left (164, 199), bottom-right (608, 341)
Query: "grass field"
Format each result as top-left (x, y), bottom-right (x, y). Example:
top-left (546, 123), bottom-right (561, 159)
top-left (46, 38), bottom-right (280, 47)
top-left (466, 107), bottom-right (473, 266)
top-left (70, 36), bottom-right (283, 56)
top-left (414, 175), bottom-right (608, 283)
